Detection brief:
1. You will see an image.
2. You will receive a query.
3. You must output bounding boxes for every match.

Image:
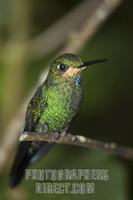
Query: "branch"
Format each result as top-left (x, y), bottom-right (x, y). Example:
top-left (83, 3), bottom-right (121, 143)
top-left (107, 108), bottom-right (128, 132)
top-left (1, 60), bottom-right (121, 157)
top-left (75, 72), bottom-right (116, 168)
top-left (29, 0), bottom-right (122, 59)
top-left (20, 132), bottom-right (133, 161)
top-left (60, 0), bottom-right (123, 54)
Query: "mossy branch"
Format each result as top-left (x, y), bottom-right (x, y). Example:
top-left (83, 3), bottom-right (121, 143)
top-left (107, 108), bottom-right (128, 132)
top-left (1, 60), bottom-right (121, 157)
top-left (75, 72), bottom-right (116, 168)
top-left (20, 132), bottom-right (133, 161)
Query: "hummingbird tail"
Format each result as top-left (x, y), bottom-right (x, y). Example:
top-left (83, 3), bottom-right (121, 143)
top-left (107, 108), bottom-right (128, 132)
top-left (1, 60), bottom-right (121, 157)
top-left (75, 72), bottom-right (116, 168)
top-left (9, 142), bottom-right (31, 188)
top-left (9, 158), bottom-right (30, 188)
top-left (9, 141), bottom-right (54, 188)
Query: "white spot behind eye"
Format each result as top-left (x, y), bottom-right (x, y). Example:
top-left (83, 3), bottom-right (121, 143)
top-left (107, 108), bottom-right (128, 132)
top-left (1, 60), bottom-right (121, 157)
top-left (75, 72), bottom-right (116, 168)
top-left (57, 64), bottom-right (60, 69)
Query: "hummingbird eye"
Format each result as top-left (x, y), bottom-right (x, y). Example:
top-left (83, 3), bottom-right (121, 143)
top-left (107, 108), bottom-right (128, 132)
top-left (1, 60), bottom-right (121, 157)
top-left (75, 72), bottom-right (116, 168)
top-left (57, 63), bottom-right (68, 72)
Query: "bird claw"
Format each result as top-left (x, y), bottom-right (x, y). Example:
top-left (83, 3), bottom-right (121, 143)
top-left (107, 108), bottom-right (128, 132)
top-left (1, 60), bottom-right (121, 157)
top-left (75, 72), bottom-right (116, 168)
top-left (49, 132), bottom-right (65, 143)
top-left (52, 132), bottom-right (60, 139)
top-left (57, 132), bottom-right (66, 143)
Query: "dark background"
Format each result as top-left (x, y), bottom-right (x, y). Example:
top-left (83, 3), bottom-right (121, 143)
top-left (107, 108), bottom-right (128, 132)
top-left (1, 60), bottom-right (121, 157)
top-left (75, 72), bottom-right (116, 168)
top-left (0, 0), bottom-right (133, 199)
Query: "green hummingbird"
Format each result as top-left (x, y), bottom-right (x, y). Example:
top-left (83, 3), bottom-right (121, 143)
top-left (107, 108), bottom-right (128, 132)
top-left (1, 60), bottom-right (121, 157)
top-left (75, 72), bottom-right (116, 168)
top-left (9, 53), bottom-right (106, 188)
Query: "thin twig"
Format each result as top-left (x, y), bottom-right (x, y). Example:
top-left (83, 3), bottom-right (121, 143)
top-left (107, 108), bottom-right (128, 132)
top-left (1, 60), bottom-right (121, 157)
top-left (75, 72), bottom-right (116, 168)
top-left (20, 132), bottom-right (133, 161)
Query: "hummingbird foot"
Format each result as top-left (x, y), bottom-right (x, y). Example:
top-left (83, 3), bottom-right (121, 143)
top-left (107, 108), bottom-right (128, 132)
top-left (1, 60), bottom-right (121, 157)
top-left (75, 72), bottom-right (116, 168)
top-left (47, 131), bottom-right (60, 143)
top-left (56, 132), bottom-right (66, 143)
top-left (47, 131), bottom-right (66, 143)
top-left (36, 123), bottom-right (49, 134)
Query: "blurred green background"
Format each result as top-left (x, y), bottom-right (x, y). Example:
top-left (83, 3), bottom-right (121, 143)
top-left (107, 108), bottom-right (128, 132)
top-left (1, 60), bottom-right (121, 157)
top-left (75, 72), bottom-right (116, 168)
top-left (0, 0), bottom-right (133, 199)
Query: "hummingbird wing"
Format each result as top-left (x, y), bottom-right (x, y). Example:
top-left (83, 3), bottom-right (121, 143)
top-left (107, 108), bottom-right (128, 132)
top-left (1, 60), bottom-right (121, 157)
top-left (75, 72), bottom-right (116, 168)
top-left (9, 84), bottom-right (54, 188)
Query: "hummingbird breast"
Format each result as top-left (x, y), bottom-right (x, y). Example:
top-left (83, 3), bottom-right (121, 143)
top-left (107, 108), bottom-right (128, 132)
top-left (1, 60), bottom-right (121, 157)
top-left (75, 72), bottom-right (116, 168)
top-left (39, 81), bottom-right (82, 132)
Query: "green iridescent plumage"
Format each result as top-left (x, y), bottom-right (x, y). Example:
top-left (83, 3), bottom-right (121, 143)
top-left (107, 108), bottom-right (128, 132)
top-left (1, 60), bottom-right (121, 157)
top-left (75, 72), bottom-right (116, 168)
top-left (9, 53), bottom-right (106, 188)
top-left (9, 53), bottom-right (83, 188)
top-left (25, 53), bottom-right (83, 133)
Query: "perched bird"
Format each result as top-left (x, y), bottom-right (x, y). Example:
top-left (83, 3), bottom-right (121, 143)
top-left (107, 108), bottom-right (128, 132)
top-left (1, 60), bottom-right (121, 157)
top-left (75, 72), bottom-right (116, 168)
top-left (9, 53), bottom-right (106, 188)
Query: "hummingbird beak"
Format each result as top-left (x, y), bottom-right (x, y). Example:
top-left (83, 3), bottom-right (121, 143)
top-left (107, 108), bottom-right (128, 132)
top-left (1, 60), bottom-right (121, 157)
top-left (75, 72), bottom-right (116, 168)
top-left (78, 59), bottom-right (107, 70)
top-left (63, 59), bottom-right (107, 77)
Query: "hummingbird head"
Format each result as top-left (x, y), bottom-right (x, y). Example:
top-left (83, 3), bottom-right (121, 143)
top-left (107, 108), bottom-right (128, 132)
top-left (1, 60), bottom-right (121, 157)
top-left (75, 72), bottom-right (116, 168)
top-left (48, 53), bottom-right (106, 82)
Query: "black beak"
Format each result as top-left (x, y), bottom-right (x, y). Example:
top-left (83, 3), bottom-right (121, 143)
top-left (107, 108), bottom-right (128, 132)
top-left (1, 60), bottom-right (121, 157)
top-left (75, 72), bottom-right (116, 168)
top-left (78, 59), bottom-right (107, 68)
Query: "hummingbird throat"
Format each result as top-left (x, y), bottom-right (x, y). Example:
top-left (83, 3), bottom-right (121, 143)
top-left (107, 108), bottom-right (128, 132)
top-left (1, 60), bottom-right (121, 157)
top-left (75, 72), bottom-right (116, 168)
top-left (74, 75), bottom-right (81, 88)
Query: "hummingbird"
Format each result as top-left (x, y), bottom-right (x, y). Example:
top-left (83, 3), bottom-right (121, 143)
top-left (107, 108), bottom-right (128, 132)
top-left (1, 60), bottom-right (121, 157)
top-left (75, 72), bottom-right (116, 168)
top-left (9, 53), bottom-right (106, 188)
